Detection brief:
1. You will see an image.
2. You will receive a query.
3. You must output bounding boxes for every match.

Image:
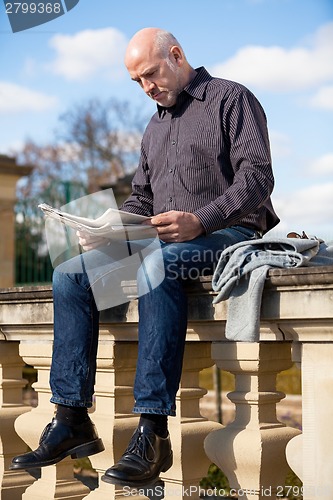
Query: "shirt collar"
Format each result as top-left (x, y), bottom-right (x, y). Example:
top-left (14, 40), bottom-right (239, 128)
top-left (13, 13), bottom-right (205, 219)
top-left (157, 66), bottom-right (212, 118)
top-left (184, 66), bottom-right (212, 101)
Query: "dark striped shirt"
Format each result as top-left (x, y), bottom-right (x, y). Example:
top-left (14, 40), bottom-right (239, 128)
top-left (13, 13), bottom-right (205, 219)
top-left (121, 66), bottom-right (279, 234)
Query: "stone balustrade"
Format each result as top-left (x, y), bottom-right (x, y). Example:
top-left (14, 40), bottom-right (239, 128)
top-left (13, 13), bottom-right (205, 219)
top-left (0, 265), bottom-right (332, 499)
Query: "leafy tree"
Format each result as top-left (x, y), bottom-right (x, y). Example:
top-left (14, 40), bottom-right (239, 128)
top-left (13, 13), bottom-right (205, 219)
top-left (16, 97), bottom-right (148, 202)
top-left (14, 97), bottom-right (148, 284)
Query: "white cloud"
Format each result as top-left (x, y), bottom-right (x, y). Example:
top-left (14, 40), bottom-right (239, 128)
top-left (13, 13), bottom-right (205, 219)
top-left (307, 153), bottom-right (333, 176)
top-left (211, 22), bottom-right (333, 92)
top-left (48, 28), bottom-right (127, 81)
top-left (309, 85), bottom-right (333, 110)
top-left (0, 81), bottom-right (58, 113)
top-left (271, 182), bottom-right (333, 240)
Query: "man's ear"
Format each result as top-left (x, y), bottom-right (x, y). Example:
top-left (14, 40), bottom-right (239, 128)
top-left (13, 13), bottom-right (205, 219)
top-left (170, 46), bottom-right (183, 65)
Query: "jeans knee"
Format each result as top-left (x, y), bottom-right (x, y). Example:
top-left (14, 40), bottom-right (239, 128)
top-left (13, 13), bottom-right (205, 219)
top-left (52, 268), bottom-right (73, 301)
top-left (52, 256), bottom-right (89, 298)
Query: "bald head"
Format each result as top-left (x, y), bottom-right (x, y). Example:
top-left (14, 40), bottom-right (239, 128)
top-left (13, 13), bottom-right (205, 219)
top-left (124, 28), bottom-right (196, 107)
top-left (125, 28), bottom-right (182, 68)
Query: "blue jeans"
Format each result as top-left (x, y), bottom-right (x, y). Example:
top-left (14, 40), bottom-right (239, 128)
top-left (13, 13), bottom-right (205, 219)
top-left (50, 226), bottom-right (258, 415)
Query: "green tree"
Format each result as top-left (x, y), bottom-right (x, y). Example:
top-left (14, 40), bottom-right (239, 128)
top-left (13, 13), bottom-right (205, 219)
top-left (16, 97), bottom-right (147, 202)
top-left (14, 97), bottom-right (147, 284)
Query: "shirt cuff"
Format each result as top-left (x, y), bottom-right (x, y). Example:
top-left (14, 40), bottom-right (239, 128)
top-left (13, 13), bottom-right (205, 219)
top-left (194, 203), bottom-right (226, 234)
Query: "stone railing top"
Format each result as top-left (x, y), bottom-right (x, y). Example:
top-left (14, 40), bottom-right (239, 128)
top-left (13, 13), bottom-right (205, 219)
top-left (1, 265), bottom-right (333, 343)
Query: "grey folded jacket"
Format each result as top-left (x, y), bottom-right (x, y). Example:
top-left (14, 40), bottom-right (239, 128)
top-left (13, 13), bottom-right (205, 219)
top-left (212, 237), bottom-right (333, 342)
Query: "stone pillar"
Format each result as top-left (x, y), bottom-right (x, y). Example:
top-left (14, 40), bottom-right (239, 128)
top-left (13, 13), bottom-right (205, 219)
top-left (0, 341), bottom-right (35, 499)
top-left (0, 155), bottom-right (33, 287)
top-left (84, 340), bottom-right (140, 499)
top-left (14, 341), bottom-right (90, 499)
top-left (286, 343), bottom-right (333, 500)
top-left (205, 342), bottom-right (300, 500)
top-left (164, 342), bottom-right (222, 500)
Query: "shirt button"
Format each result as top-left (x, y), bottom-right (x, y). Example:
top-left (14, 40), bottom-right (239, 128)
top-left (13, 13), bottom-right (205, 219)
top-left (169, 196), bottom-right (173, 202)
top-left (169, 168), bottom-right (173, 173)
top-left (171, 140), bottom-right (176, 145)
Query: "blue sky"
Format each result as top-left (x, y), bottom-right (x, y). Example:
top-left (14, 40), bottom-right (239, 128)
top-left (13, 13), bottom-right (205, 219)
top-left (1, 0), bottom-right (333, 239)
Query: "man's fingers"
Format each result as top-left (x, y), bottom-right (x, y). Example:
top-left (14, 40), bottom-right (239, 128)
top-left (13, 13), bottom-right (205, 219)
top-left (150, 217), bottom-right (167, 226)
top-left (150, 211), bottom-right (177, 226)
top-left (76, 230), bottom-right (108, 250)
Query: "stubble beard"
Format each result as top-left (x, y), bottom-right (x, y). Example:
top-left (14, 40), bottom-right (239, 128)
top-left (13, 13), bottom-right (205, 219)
top-left (155, 59), bottom-right (183, 107)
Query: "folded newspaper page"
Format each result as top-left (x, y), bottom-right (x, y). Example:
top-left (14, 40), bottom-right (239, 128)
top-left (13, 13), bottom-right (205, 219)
top-left (38, 203), bottom-right (155, 240)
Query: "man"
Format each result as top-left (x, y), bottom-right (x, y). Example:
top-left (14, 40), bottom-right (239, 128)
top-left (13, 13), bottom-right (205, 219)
top-left (10, 28), bottom-right (279, 487)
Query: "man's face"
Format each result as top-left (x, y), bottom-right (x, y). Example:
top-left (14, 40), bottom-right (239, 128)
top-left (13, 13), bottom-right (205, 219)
top-left (127, 50), bottom-right (183, 107)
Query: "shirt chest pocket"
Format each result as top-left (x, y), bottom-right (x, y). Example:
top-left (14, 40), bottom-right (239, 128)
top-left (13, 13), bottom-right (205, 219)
top-left (178, 116), bottom-right (220, 169)
top-left (185, 143), bottom-right (216, 169)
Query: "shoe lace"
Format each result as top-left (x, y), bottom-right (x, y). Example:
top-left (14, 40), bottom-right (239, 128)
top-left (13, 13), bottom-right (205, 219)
top-left (39, 420), bottom-right (53, 445)
top-left (126, 427), bottom-right (156, 463)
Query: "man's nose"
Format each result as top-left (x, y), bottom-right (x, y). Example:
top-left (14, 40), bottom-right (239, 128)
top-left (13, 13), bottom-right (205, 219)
top-left (142, 79), bottom-right (155, 93)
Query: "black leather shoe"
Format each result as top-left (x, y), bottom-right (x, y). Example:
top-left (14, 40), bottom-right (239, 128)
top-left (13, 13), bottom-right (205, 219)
top-left (101, 425), bottom-right (173, 487)
top-left (10, 417), bottom-right (104, 470)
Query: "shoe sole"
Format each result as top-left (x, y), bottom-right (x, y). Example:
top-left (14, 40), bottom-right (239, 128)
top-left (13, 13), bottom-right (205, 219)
top-left (101, 452), bottom-right (173, 488)
top-left (9, 438), bottom-right (104, 470)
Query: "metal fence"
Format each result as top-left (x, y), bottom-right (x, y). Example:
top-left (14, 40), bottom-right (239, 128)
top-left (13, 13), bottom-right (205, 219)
top-left (15, 199), bottom-right (53, 285)
top-left (15, 182), bottom-right (86, 285)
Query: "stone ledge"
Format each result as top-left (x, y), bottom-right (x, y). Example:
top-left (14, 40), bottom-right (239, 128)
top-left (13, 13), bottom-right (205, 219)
top-left (0, 285), bottom-right (53, 302)
top-left (1, 264), bottom-right (332, 298)
top-left (1, 265), bottom-right (332, 342)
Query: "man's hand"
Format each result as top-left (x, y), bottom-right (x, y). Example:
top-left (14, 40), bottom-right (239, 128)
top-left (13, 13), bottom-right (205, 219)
top-left (77, 231), bottom-right (109, 251)
top-left (144, 211), bottom-right (205, 242)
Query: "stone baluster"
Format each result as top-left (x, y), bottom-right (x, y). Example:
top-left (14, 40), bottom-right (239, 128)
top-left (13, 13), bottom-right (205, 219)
top-left (13, 340), bottom-right (91, 499)
top-left (84, 339), bottom-right (140, 499)
top-left (205, 341), bottom-right (300, 500)
top-left (163, 341), bottom-right (222, 500)
top-left (0, 340), bottom-right (35, 499)
top-left (286, 342), bottom-right (333, 500)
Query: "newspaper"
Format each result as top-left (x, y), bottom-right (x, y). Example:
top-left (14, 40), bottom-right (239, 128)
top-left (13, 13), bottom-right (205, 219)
top-left (38, 203), bottom-right (155, 240)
